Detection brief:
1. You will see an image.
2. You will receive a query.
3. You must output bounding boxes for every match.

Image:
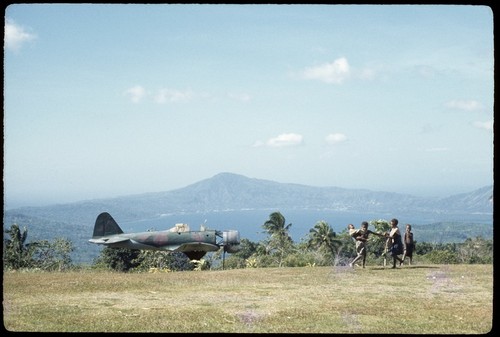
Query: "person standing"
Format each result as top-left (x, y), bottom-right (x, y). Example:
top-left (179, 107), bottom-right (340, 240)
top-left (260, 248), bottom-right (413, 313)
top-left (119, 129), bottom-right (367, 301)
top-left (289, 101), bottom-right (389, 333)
top-left (402, 224), bottom-right (415, 265)
top-left (347, 223), bottom-right (363, 267)
top-left (385, 218), bottom-right (404, 269)
top-left (349, 221), bottom-right (383, 268)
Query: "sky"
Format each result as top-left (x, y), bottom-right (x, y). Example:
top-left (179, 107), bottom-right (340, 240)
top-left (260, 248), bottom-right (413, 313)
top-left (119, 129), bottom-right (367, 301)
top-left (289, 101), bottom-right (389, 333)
top-left (3, 4), bottom-right (494, 209)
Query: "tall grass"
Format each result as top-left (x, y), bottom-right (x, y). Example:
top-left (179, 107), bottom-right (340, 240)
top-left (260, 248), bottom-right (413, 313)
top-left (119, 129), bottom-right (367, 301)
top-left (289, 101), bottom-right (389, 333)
top-left (3, 264), bottom-right (492, 333)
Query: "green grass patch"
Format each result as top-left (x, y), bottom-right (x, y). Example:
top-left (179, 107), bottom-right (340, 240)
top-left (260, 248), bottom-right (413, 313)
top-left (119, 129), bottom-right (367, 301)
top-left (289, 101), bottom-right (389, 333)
top-left (3, 264), bottom-right (492, 333)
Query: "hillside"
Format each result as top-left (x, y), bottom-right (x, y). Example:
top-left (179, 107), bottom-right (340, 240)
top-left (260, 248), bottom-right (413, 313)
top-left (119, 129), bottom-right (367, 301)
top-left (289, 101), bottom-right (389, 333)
top-left (3, 172), bottom-right (493, 263)
top-left (4, 172), bottom-right (493, 222)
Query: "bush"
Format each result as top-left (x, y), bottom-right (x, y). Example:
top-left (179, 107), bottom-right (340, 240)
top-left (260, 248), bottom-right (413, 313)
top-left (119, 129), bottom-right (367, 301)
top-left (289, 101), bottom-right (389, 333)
top-left (425, 250), bottom-right (460, 264)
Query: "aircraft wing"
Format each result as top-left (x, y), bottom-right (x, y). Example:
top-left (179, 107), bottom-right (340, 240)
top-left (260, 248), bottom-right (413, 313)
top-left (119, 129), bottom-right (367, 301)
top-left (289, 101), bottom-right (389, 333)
top-left (88, 236), bottom-right (131, 244)
top-left (173, 242), bottom-right (220, 253)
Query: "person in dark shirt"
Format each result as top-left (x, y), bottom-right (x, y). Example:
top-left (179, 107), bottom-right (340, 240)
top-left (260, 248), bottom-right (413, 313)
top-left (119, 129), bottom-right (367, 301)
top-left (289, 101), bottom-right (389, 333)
top-left (385, 218), bottom-right (404, 269)
top-left (402, 223), bottom-right (415, 265)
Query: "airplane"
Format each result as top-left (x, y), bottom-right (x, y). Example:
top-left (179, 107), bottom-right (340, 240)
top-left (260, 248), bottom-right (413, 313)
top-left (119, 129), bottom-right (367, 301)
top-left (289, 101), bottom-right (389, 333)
top-left (89, 212), bottom-right (241, 261)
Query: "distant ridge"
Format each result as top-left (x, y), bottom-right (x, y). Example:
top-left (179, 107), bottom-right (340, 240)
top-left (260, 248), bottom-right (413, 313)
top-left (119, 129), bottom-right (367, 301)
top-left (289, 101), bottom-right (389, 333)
top-left (4, 172), bottom-right (493, 263)
top-left (5, 172), bottom-right (493, 225)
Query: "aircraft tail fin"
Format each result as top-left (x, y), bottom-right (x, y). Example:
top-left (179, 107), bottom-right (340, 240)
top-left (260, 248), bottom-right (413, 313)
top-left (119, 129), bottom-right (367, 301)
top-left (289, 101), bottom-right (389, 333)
top-left (92, 212), bottom-right (124, 238)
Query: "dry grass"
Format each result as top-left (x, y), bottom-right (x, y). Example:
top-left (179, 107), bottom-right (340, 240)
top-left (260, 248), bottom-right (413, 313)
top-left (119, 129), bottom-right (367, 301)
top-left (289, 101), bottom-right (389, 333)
top-left (3, 264), bottom-right (493, 333)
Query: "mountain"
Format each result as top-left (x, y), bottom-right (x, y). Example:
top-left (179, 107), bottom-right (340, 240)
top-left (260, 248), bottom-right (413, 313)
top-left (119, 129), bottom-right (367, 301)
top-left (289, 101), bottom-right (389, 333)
top-left (4, 172), bottom-right (494, 229)
top-left (436, 185), bottom-right (493, 213)
top-left (3, 172), bottom-right (493, 263)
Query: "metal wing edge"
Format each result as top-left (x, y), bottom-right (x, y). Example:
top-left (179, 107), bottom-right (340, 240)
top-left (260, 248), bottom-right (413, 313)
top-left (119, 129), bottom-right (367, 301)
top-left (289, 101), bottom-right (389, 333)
top-left (89, 236), bottom-right (131, 244)
top-left (173, 242), bottom-right (220, 253)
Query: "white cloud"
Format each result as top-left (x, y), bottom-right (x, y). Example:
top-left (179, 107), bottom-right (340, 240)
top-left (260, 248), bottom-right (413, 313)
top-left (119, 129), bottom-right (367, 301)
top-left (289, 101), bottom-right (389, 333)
top-left (473, 120), bottom-right (493, 131)
top-left (325, 133), bottom-right (347, 145)
top-left (445, 100), bottom-right (483, 111)
top-left (123, 87), bottom-right (250, 105)
top-left (4, 19), bottom-right (36, 51)
top-left (302, 57), bottom-right (350, 84)
top-left (155, 88), bottom-right (193, 103)
top-left (266, 133), bottom-right (304, 148)
top-left (124, 85), bottom-right (146, 103)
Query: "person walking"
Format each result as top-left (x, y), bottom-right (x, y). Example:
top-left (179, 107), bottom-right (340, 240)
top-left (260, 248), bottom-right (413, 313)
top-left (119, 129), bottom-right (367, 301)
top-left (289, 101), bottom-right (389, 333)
top-left (349, 221), bottom-right (384, 268)
top-left (385, 218), bottom-right (404, 268)
top-left (402, 224), bottom-right (415, 265)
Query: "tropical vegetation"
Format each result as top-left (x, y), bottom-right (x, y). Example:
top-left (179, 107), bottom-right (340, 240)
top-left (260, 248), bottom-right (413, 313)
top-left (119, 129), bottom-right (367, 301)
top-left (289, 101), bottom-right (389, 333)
top-left (3, 224), bottom-right (74, 271)
top-left (3, 211), bottom-right (493, 272)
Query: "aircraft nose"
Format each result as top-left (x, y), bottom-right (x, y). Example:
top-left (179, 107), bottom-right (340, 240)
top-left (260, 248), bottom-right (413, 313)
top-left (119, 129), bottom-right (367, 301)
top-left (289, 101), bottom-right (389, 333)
top-left (221, 230), bottom-right (241, 253)
top-left (223, 230), bottom-right (240, 246)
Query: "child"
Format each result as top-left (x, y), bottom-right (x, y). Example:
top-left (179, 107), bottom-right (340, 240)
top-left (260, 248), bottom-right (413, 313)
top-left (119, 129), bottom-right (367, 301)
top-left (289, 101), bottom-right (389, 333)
top-left (402, 224), bottom-right (415, 265)
top-left (348, 222), bottom-right (383, 268)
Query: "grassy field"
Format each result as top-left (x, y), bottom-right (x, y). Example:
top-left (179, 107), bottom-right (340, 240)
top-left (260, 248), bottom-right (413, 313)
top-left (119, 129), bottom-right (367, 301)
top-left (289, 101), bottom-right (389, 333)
top-left (3, 264), bottom-right (493, 333)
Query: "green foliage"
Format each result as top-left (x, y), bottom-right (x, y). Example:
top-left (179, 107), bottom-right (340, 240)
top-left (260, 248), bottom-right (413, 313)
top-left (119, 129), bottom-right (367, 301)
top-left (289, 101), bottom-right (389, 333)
top-left (232, 238), bottom-right (258, 260)
top-left (261, 212), bottom-right (294, 267)
top-left (336, 227), bottom-right (357, 256)
top-left (415, 241), bottom-right (433, 255)
top-left (248, 253), bottom-right (276, 268)
top-left (425, 250), bottom-right (460, 264)
top-left (368, 219), bottom-right (392, 256)
top-left (455, 237), bottom-right (492, 264)
top-left (30, 238), bottom-right (74, 271)
top-left (370, 219), bottom-right (391, 233)
top-left (92, 247), bottom-right (142, 272)
top-left (3, 224), bottom-right (74, 271)
top-left (4, 214), bottom-right (494, 273)
top-left (132, 250), bottom-right (193, 272)
top-left (209, 238), bottom-right (260, 270)
top-left (309, 218), bottom-right (493, 267)
top-left (131, 250), bottom-right (170, 271)
top-left (306, 220), bottom-right (342, 265)
top-left (218, 254), bottom-right (247, 269)
top-left (3, 224), bottom-right (33, 269)
top-left (197, 239), bottom-right (252, 270)
top-left (282, 250), bottom-right (316, 267)
top-left (93, 248), bottom-right (193, 272)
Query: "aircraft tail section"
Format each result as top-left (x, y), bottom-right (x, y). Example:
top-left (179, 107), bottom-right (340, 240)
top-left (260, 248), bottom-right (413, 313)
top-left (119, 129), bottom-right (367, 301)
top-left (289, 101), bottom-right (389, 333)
top-left (92, 212), bottom-right (124, 238)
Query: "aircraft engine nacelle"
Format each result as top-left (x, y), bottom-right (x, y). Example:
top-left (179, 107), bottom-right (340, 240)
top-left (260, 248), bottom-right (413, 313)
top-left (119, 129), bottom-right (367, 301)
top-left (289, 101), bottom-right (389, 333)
top-left (222, 230), bottom-right (241, 253)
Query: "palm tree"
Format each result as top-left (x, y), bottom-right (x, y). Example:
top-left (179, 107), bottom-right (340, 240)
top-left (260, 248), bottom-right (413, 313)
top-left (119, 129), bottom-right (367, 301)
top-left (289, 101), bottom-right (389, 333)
top-left (262, 212), bottom-right (293, 267)
top-left (3, 224), bottom-right (31, 269)
top-left (307, 220), bottom-right (342, 265)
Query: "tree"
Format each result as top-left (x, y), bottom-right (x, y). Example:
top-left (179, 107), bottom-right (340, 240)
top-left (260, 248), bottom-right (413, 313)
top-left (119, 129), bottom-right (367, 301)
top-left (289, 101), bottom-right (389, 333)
top-left (4, 224), bottom-right (74, 271)
top-left (92, 247), bottom-right (194, 272)
top-left (30, 238), bottom-right (74, 271)
top-left (216, 238), bottom-right (259, 269)
top-left (307, 220), bottom-right (342, 265)
top-left (134, 250), bottom-right (193, 272)
top-left (369, 219), bottom-right (393, 264)
top-left (93, 247), bottom-right (142, 272)
top-left (426, 250), bottom-right (459, 264)
top-left (457, 237), bottom-right (493, 264)
top-left (262, 212), bottom-right (294, 267)
top-left (3, 224), bottom-right (33, 269)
